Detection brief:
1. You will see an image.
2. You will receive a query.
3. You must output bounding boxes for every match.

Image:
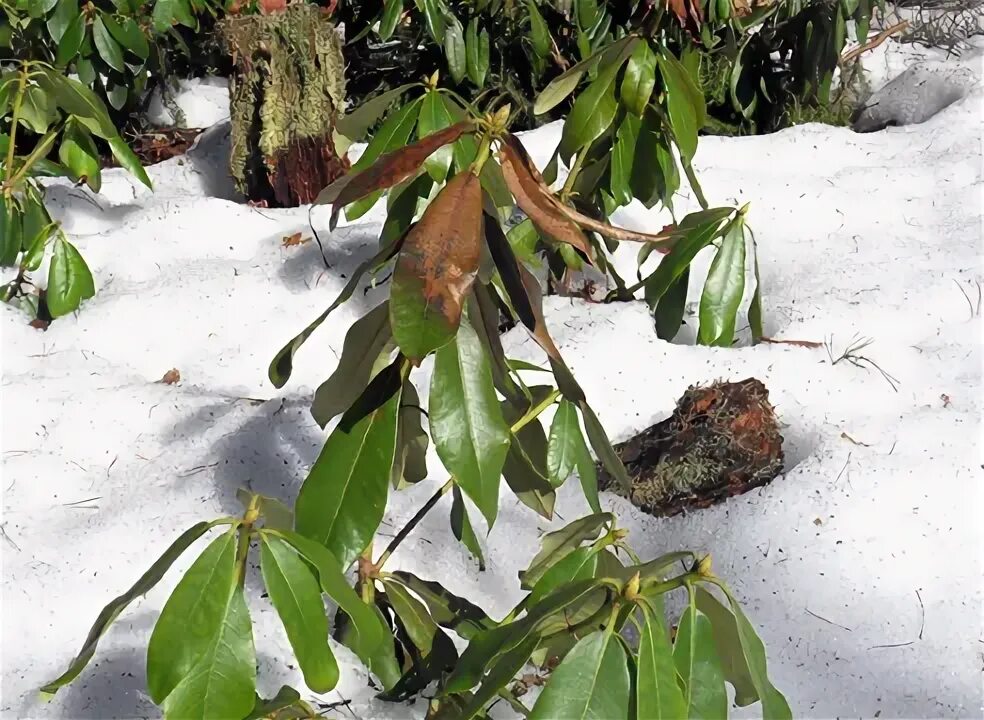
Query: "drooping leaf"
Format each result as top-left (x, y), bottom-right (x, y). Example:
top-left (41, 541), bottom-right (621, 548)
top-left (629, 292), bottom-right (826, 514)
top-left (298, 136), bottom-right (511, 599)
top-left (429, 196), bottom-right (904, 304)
top-left (520, 513), bottom-right (611, 590)
top-left (40, 522), bottom-right (223, 696)
top-left (621, 40), bottom-right (657, 116)
top-left (259, 535), bottom-right (338, 693)
top-left (715, 585), bottom-right (793, 719)
top-left (694, 587), bottom-right (758, 706)
top-left (268, 233), bottom-right (403, 388)
top-left (457, 633), bottom-right (539, 720)
top-left (160, 586), bottom-right (256, 720)
top-left (272, 530), bottom-right (397, 689)
top-left (430, 318), bottom-right (510, 527)
top-left (610, 114), bottom-right (640, 207)
top-left (243, 686), bottom-right (302, 720)
top-left (465, 18), bottom-right (490, 88)
top-left (652, 267), bottom-right (689, 339)
top-left (546, 399), bottom-right (581, 488)
top-left (336, 83), bottom-right (415, 141)
top-left (444, 18), bottom-right (467, 84)
top-left (528, 545), bottom-right (599, 605)
top-left (451, 485), bottom-right (487, 571)
top-left (557, 59), bottom-right (621, 162)
top-left (638, 601), bottom-right (688, 720)
top-left (526, 0), bottom-right (552, 57)
top-left (383, 579), bottom-right (440, 657)
top-left (673, 601), bottom-right (727, 719)
top-left (497, 134), bottom-right (594, 263)
top-left (388, 571), bottom-right (494, 640)
top-left (390, 170), bottom-right (483, 360)
top-left (108, 136), bottom-right (152, 189)
top-left (46, 0), bottom-right (78, 43)
top-left (47, 236), bottom-right (95, 318)
top-left (333, 352), bottom-right (403, 433)
top-left (572, 421), bottom-right (601, 513)
top-left (500, 391), bottom-right (557, 520)
top-left (748, 231), bottom-right (764, 343)
top-left (59, 120), bottom-right (102, 192)
top-left (698, 220), bottom-right (746, 347)
top-left (311, 301), bottom-right (393, 428)
top-left (578, 402), bottom-right (631, 494)
top-left (294, 390), bottom-right (401, 569)
top-left (146, 529), bottom-right (239, 704)
top-left (658, 49), bottom-right (706, 161)
top-left (483, 212), bottom-right (535, 331)
top-left (643, 218), bottom-right (725, 306)
top-left (18, 85), bottom-right (54, 135)
top-left (528, 630), bottom-right (630, 719)
top-left (54, 12), bottom-right (84, 66)
top-left (38, 70), bottom-right (115, 139)
top-left (417, 91), bottom-right (456, 184)
top-left (419, 0), bottom-right (447, 41)
top-left (392, 381), bottom-right (429, 488)
top-left (106, 15), bottom-right (149, 59)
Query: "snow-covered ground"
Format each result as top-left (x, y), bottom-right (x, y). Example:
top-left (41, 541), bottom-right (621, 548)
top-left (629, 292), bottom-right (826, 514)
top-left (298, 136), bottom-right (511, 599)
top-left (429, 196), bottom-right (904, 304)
top-left (2, 39), bottom-right (982, 719)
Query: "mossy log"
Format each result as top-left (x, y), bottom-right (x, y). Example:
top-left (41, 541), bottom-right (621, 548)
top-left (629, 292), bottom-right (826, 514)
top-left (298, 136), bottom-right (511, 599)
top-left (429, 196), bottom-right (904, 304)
top-left (599, 378), bottom-right (785, 516)
top-left (220, 4), bottom-right (348, 207)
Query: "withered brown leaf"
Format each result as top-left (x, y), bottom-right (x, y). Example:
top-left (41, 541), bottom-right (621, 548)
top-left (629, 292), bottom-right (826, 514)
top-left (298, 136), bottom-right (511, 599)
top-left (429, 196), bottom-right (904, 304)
top-left (497, 134), bottom-right (596, 263)
top-left (390, 170), bottom-right (483, 360)
top-left (318, 121), bottom-right (475, 228)
top-left (667, 0), bottom-right (703, 35)
top-left (160, 369), bottom-right (181, 385)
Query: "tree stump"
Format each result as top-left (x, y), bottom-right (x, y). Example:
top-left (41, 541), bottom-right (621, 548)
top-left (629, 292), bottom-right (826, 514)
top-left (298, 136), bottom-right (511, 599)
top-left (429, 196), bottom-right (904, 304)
top-left (598, 378), bottom-right (785, 517)
top-left (220, 4), bottom-right (348, 207)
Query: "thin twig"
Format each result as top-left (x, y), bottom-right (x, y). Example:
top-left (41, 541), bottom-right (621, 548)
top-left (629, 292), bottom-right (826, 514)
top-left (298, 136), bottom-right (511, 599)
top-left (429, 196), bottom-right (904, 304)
top-left (869, 589), bottom-right (925, 649)
top-left (826, 334), bottom-right (900, 392)
top-left (806, 608), bottom-right (853, 632)
top-left (308, 205), bottom-right (332, 270)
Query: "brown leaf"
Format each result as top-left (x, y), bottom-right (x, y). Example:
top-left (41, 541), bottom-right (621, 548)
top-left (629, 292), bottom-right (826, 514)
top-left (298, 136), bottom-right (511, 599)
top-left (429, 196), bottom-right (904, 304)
top-left (160, 369), bottom-right (181, 385)
top-left (497, 134), bottom-right (595, 263)
top-left (259, 0), bottom-right (287, 13)
top-left (318, 121), bottom-right (475, 227)
top-left (551, 201), bottom-right (678, 247)
top-left (390, 170), bottom-right (483, 360)
top-left (667, 0), bottom-right (703, 35)
top-left (281, 232), bottom-right (310, 248)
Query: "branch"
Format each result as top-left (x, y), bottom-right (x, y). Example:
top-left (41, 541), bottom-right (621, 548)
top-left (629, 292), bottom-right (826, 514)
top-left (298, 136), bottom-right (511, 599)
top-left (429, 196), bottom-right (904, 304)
top-left (840, 20), bottom-right (909, 65)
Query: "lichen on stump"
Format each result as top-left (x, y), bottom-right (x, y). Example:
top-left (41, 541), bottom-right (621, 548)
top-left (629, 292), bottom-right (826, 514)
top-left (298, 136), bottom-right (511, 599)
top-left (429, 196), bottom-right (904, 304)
top-left (220, 4), bottom-right (348, 207)
top-left (598, 378), bottom-right (784, 517)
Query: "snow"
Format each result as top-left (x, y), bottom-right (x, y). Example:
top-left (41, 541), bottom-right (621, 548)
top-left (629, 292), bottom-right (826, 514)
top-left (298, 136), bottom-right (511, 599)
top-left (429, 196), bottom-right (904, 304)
top-left (2, 40), bottom-right (983, 719)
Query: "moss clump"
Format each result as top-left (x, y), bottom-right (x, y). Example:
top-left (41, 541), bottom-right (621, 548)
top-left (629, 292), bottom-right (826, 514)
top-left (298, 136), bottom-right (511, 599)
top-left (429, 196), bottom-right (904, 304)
top-left (220, 4), bottom-right (347, 206)
top-left (598, 378), bottom-right (784, 517)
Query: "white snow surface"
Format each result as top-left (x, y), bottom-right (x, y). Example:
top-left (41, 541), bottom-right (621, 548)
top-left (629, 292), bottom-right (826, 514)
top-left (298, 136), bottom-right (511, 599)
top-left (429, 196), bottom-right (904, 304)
top-left (2, 42), bottom-right (983, 719)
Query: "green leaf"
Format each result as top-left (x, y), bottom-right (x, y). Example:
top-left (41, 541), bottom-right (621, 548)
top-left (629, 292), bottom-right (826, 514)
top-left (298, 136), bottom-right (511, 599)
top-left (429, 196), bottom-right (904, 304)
top-left (558, 61), bottom-right (620, 162)
top-left (529, 630), bottom-right (630, 719)
top-left (378, 0), bottom-right (403, 40)
top-left (417, 90), bottom-right (455, 184)
top-left (46, 0), bottom-right (78, 43)
top-left (673, 601), bottom-right (727, 720)
top-left (528, 545), bottom-right (598, 605)
top-left (520, 512), bottom-right (611, 589)
top-left (573, 423), bottom-right (601, 513)
top-left (152, 0), bottom-right (196, 31)
top-left (579, 402), bottom-right (631, 495)
top-left (54, 11), bottom-right (84, 66)
top-left (311, 301), bottom-right (393, 428)
top-left (644, 219), bottom-right (724, 306)
top-left (20, 189), bottom-right (51, 256)
top-left (465, 19), bottom-right (490, 88)
top-left (295, 390), bottom-right (400, 569)
top-left (502, 413), bottom-right (556, 520)
top-left (430, 319), bottom-right (510, 528)
top-left (161, 586), bottom-right (256, 720)
top-left (534, 35), bottom-right (636, 115)
top-left (108, 136), bottom-right (152, 189)
top-left (259, 535), bottom-right (338, 693)
top-left (610, 114), bottom-right (639, 208)
top-left (748, 232), bottom-right (764, 343)
top-left (389, 571), bottom-right (494, 640)
top-left (106, 82), bottom-right (127, 111)
top-left (59, 120), bottom-right (102, 192)
top-left (652, 267), bottom-right (689, 340)
top-left (419, 0), bottom-right (447, 42)
top-left (506, 218), bottom-right (540, 266)
top-left (621, 40), bottom-right (656, 116)
top-left (0, 196), bottom-right (21, 268)
top-left (658, 50), bottom-right (706, 161)
top-left (271, 529), bottom-right (397, 689)
top-left (527, 0), bottom-right (552, 57)
top-left (392, 380), bottom-right (429, 488)
top-left (382, 580), bottom-right (439, 656)
top-left (344, 97), bottom-right (422, 220)
top-left (630, 110), bottom-right (679, 209)
top-left (694, 587), bottom-right (758, 706)
top-left (715, 585), bottom-right (792, 719)
top-left (40, 522), bottom-right (221, 696)
top-left (38, 70), bottom-right (115, 139)
top-left (638, 602), bottom-right (688, 720)
top-left (18, 85), bottom-right (53, 135)
top-left (444, 18), bottom-right (467, 85)
top-left (244, 686), bottom-right (302, 720)
top-left (47, 236), bottom-right (95, 318)
top-left (108, 15), bottom-right (149, 59)
top-left (147, 529), bottom-right (239, 704)
top-left (546, 399), bottom-right (581, 487)
top-left (698, 220), bottom-right (746, 347)
top-left (451, 486), bottom-right (486, 570)
top-left (336, 84), bottom-right (415, 142)
top-left (447, 580), bottom-right (601, 693)
top-left (93, 15), bottom-right (125, 72)
top-left (457, 633), bottom-right (539, 720)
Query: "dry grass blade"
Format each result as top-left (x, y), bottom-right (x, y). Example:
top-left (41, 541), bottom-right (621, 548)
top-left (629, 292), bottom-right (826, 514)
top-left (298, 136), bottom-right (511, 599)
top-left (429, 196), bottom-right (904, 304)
top-left (317, 120), bottom-right (475, 225)
top-left (390, 170), bottom-right (484, 360)
top-left (497, 134), bottom-right (595, 263)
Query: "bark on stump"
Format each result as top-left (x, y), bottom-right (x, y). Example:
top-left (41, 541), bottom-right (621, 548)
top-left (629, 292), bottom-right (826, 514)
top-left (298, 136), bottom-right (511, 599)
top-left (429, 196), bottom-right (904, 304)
top-left (599, 378), bottom-right (784, 517)
top-left (220, 4), bottom-right (348, 207)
